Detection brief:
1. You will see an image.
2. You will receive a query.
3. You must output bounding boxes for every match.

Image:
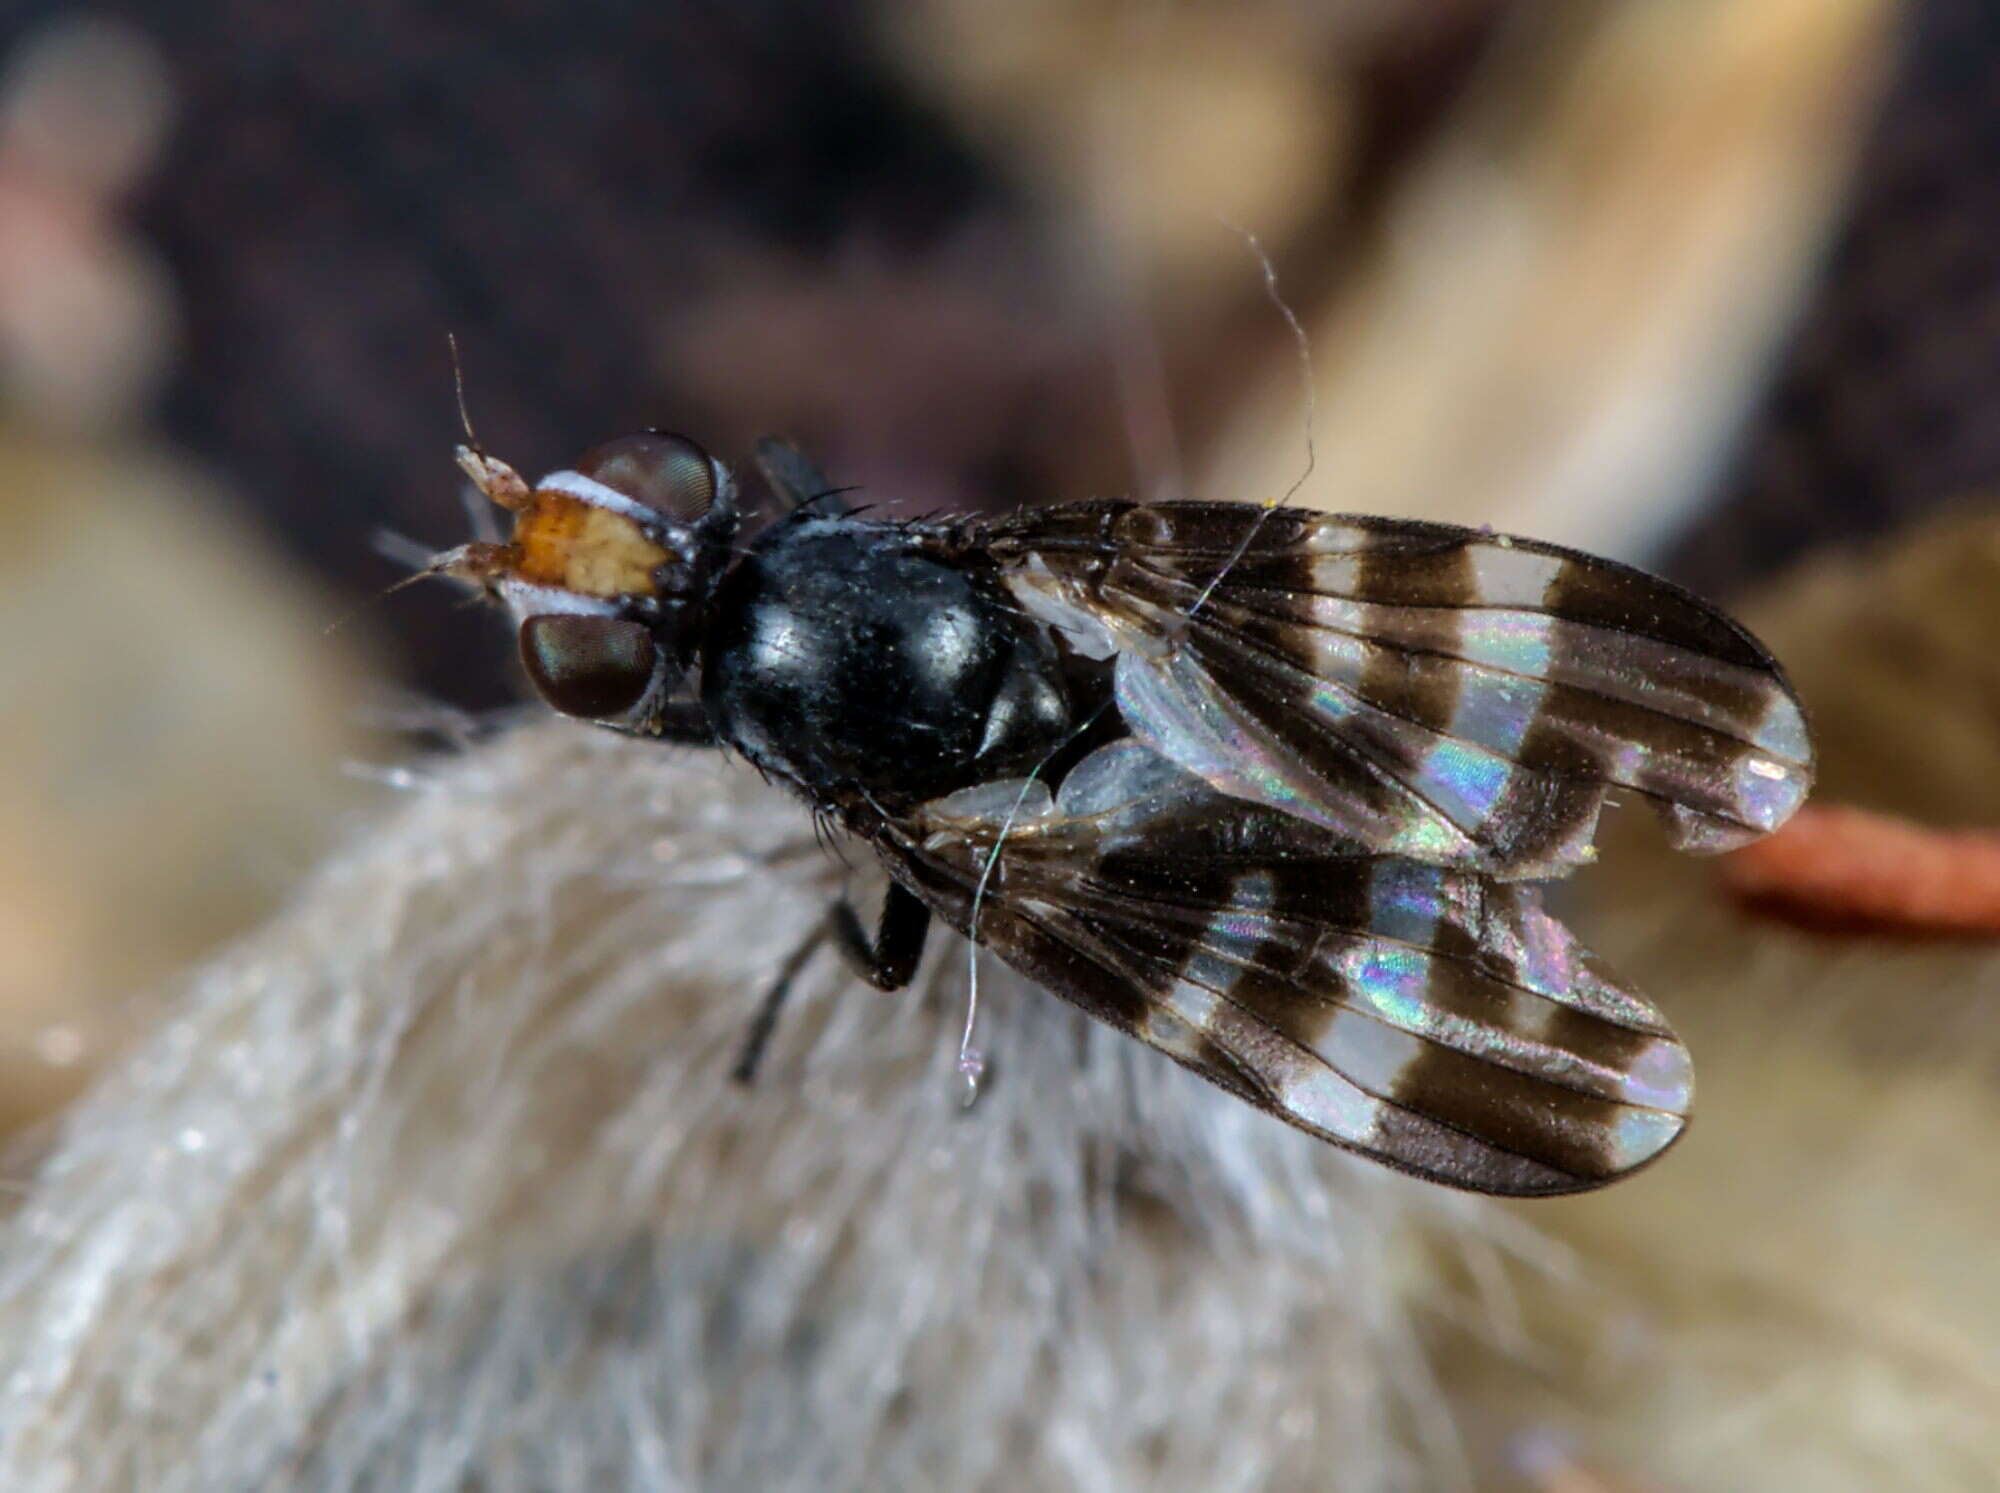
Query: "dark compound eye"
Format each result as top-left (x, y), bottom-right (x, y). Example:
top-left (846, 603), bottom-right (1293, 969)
top-left (519, 613), bottom-right (658, 719)
top-left (574, 432), bottom-right (716, 522)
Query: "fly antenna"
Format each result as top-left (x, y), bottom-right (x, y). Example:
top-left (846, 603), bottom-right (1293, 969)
top-left (448, 331), bottom-right (482, 454)
top-left (445, 336), bottom-right (532, 513)
top-left (323, 559), bottom-right (452, 637)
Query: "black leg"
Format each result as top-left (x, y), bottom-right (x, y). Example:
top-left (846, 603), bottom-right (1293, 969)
top-left (828, 881), bottom-right (931, 991)
top-left (730, 920), bottom-right (829, 1086)
top-left (729, 883), bottom-right (931, 1086)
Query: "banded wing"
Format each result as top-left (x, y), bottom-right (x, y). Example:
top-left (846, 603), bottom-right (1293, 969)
top-left (997, 503), bottom-right (1812, 879)
top-left (883, 741), bottom-right (1690, 1196)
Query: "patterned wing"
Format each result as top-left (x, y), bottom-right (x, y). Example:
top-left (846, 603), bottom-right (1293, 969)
top-left (882, 741), bottom-right (1690, 1196)
top-left (997, 502), bottom-right (1812, 879)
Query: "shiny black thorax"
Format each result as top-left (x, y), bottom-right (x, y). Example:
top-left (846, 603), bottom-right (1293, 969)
top-left (698, 516), bottom-right (1073, 803)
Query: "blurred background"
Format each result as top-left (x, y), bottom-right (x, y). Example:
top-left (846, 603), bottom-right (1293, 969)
top-left (0, 1), bottom-right (1997, 1471)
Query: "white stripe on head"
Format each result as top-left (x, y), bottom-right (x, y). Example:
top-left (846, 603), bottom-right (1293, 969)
top-left (494, 578), bottom-right (622, 622)
top-left (534, 469), bottom-right (673, 526)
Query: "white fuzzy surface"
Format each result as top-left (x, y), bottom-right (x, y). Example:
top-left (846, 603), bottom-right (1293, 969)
top-left (0, 723), bottom-right (1509, 1492)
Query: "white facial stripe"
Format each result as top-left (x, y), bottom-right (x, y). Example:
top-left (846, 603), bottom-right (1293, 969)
top-left (495, 578), bottom-right (621, 621)
top-left (534, 469), bottom-right (669, 526)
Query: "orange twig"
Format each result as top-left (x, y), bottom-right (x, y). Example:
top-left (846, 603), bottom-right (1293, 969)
top-left (1720, 804), bottom-right (2000, 937)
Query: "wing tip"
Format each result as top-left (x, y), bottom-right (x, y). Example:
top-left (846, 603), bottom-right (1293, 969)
top-left (1656, 758), bottom-right (1815, 855)
top-left (1483, 1107), bottom-right (1689, 1198)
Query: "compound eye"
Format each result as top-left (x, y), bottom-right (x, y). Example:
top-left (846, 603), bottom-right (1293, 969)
top-left (519, 614), bottom-right (658, 719)
top-left (574, 432), bottom-right (715, 521)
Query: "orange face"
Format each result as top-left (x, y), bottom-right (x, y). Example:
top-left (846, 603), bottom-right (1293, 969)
top-left (438, 444), bottom-right (683, 605)
top-left (506, 487), bottom-right (671, 600)
top-left (432, 432), bottom-right (733, 729)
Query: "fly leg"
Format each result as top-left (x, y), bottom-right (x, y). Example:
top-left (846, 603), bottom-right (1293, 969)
top-left (730, 882), bottom-right (930, 1084)
top-left (827, 881), bottom-right (930, 990)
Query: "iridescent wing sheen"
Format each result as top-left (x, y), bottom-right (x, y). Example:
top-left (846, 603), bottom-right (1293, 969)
top-left (994, 502), bottom-right (1813, 880)
top-left (880, 741), bottom-right (1690, 1196)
